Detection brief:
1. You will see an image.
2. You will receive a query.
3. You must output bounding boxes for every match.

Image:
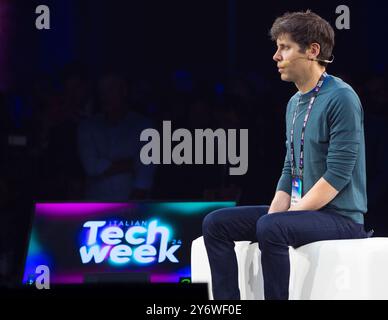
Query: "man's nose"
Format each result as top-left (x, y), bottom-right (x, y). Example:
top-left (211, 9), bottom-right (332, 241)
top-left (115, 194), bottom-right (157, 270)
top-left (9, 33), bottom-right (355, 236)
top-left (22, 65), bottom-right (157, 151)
top-left (273, 49), bottom-right (282, 62)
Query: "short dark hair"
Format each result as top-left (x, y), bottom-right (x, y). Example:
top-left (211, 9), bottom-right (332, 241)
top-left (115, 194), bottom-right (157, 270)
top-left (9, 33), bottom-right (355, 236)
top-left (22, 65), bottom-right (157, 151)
top-left (270, 10), bottom-right (335, 67)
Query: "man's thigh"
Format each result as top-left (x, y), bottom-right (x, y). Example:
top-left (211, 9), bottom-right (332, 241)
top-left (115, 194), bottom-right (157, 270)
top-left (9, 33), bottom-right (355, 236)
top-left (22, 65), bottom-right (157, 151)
top-left (260, 210), bottom-right (366, 248)
top-left (204, 205), bottom-right (269, 242)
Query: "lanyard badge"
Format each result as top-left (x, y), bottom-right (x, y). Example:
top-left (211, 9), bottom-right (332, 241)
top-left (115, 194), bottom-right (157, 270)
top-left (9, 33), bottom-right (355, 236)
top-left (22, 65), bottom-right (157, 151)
top-left (291, 175), bottom-right (303, 206)
top-left (289, 72), bottom-right (327, 205)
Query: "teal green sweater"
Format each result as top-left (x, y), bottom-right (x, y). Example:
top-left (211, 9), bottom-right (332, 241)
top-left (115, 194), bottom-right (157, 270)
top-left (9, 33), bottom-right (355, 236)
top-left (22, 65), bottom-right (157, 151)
top-left (276, 74), bottom-right (367, 224)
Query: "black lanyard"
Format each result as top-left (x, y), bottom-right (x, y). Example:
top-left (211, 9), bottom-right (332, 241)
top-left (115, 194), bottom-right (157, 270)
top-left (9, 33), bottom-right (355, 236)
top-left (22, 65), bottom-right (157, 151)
top-left (290, 72), bottom-right (327, 178)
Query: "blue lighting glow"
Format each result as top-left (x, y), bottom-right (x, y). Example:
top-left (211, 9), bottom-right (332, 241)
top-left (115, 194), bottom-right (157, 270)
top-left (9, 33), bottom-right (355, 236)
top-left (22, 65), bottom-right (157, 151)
top-left (158, 202), bottom-right (236, 215)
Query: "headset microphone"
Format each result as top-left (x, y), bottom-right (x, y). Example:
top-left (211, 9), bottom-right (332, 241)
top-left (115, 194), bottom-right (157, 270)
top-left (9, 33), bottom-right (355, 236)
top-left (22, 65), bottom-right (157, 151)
top-left (278, 55), bottom-right (335, 68)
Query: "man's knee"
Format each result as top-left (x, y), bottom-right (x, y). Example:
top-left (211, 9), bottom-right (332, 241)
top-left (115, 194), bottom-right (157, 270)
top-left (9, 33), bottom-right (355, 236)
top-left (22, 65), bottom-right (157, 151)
top-left (256, 214), bottom-right (284, 248)
top-left (202, 208), bottom-right (230, 237)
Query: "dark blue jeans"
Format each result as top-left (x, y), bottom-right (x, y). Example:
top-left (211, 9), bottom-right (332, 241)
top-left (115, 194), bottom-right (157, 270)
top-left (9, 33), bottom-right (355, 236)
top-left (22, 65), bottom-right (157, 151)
top-left (202, 206), bottom-right (368, 300)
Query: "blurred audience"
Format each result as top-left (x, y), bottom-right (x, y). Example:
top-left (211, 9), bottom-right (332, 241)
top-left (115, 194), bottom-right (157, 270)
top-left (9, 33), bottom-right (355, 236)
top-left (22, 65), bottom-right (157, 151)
top-left (78, 71), bottom-right (155, 201)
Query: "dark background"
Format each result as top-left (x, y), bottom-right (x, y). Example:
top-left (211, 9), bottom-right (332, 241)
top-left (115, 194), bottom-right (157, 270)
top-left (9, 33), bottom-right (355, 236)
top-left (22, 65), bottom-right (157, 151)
top-left (1, 0), bottom-right (387, 287)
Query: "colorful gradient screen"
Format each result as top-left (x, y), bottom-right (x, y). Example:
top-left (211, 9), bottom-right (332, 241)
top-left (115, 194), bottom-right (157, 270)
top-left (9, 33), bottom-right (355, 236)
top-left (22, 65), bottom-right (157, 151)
top-left (22, 201), bottom-right (236, 285)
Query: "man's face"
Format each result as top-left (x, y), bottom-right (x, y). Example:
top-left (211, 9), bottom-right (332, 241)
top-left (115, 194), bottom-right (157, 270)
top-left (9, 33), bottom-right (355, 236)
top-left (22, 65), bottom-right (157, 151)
top-left (273, 33), bottom-right (308, 82)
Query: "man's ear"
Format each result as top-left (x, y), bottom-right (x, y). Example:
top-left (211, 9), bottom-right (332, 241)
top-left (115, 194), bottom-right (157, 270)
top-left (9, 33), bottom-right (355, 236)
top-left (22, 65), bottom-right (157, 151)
top-left (307, 43), bottom-right (321, 60)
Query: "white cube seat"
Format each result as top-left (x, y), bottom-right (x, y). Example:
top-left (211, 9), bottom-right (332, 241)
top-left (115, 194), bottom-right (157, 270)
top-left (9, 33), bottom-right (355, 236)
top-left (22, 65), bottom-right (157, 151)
top-left (191, 236), bottom-right (388, 300)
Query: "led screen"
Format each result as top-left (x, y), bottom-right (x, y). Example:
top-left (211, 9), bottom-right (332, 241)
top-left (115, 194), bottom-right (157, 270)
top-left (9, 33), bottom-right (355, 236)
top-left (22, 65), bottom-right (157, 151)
top-left (22, 201), bottom-right (236, 285)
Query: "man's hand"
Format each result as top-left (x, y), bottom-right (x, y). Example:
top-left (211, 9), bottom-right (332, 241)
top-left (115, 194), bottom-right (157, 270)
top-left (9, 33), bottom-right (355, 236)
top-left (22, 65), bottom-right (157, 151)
top-left (268, 190), bottom-right (291, 214)
top-left (288, 177), bottom-right (338, 211)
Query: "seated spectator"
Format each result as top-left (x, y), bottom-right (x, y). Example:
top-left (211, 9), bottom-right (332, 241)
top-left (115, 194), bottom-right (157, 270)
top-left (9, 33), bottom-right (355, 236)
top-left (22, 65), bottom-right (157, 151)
top-left (78, 72), bottom-right (154, 201)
